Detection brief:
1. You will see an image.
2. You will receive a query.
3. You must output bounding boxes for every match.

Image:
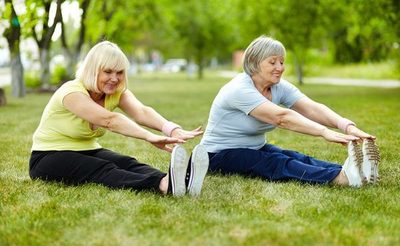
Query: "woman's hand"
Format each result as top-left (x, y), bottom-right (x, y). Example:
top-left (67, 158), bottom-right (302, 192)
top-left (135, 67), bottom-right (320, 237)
top-left (170, 126), bottom-right (203, 140)
top-left (346, 125), bottom-right (376, 140)
top-left (321, 128), bottom-right (359, 145)
top-left (146, 134), bottom-right (185, 152)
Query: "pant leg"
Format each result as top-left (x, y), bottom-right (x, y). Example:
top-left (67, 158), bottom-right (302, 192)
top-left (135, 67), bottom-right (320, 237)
top-left (264, 144), bottom-right (343, 169)
top-left (91, 148), bottom-right (165, 177)
top-left (208, 145), bottom-right (341, 184)
top-left (29, 150), bottom-right (166, 191)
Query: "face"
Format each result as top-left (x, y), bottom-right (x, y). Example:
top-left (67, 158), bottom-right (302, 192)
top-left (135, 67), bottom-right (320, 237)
top-left (255, 55), bottom-right (285, 84)
top-left (97, 68), bottom-right (124, 95)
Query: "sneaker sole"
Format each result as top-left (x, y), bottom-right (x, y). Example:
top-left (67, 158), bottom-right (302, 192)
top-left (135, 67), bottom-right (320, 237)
top-left (353, 141), bottom-right (366, 184)
top-left (170, 145), bottom-right (189, 196)
top-left (363, 139), bottom-right (380, 184)
top-left (187, 145), bottom-right (209, 197)
top-left (344, 140), bottom-right (364, 187)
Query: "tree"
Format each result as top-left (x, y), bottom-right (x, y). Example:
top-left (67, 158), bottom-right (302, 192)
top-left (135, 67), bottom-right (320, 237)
top-left (3, 0), bottom-right (25, 98)
top-left (390, 0), bottom-right (400, 76)
top-left (320, 0), bottom-right (395, 64)
top-left (27, 0), bottom-right (63, 89)
top-left (59, 0), bottom-right (91, 81)
top-left (235, 0), bottom-right (323, 84)
top-left (82, 0), bottom-right (164, 71)
top-left (272, 0), bottom-right (321, 85)
top-left (167, 0), bottom-right (237, 79)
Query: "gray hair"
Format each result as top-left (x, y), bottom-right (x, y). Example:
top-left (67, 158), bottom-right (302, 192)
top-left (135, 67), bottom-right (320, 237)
top-left (243, 35), bottom-right (286, 76)
top-left (76, 41), bottom-right (129, 93)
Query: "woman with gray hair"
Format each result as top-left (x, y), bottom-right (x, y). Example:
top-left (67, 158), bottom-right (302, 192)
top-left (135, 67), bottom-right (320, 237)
top-left (29, 41), bottom-right (209, 196)
top-left (200, 35), bottom-right (380, 187)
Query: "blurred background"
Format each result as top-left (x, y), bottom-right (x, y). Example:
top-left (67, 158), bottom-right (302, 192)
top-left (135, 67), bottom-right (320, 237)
top-left (0, 0), bottom-right (399, 99)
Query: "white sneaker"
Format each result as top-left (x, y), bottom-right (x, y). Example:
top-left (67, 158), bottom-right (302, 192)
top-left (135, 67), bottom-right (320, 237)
top-left (187, 145), bottom-right (209, 197)
top-left (342, 141), bottom-right (364, 187)
top-left (362, 138), bottom-right (380, 184)
top-left (168, 145), bottom-right (189, 197)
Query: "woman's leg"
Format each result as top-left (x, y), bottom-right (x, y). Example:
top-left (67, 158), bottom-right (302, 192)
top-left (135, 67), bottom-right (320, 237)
top-left (263, 144), bottom-right (343, 169)
top-left (263, 145), bottom-right (350, 186)
top-left (91, 148), bottom-right (165, 178)
top-left (208, 145), bottom-right (341, 184)
top-left (29, 150), bottom-right (166, 191)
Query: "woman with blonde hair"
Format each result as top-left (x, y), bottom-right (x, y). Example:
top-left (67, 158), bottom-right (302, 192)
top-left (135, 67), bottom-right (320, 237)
top-left (29, 41), bottom-right (208, 196)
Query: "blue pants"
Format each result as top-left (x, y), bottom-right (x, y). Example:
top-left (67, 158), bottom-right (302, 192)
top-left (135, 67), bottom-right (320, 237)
top-left (208, 144), bottom-right (342, 184)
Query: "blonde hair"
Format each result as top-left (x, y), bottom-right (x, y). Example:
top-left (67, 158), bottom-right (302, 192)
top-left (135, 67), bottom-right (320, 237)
top-left (76, 41), bottom-right (130, 93)
top-left (243, 35), bottom-right (286, 76)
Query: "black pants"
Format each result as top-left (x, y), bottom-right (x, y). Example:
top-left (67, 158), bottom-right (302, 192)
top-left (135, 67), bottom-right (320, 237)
top-left (29, 148), bottom-right (166, 192)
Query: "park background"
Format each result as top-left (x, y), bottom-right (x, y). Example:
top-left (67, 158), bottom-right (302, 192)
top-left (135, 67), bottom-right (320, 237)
top-left (1, 0), bottom-right (399, 245)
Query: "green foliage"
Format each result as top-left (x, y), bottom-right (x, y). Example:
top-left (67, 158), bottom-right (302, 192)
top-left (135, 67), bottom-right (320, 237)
top-left (2, 0), bottom-right (400, 85)
top-left (1, 75), bottom-right (400, 245)
top-left (51, 64), bottom-right (69, 85)
top-left (85, 0), bottom-right (162, 53)
top-left (24, 71), bottom-right (41, 88)
top-left (320, 0), bottom-right (396, 63)
top-left (163, 0), bottom-right (238, 78)
top-left (24, 64), bottom-right (68, 89)
top-left (1, 1), bottom-right (12, 21)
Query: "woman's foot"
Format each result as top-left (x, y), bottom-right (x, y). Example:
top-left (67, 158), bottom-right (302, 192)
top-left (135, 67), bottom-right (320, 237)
top-left (186, 145), bottom-right (209, 197)
top-left (342, 140), bottom-right (364, 187)
top-left (167, 145), bottom-right (189, 196)
top-left (362, 138), bottom-right (380, 184)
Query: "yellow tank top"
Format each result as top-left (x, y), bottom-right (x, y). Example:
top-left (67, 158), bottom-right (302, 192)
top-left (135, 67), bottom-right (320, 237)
top-left (31, 80), bottom-right (122, 151)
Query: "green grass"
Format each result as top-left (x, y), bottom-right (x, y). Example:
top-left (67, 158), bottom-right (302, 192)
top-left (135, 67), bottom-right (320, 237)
top-left (1, 75), bottom-right (400, 246)
top-left (305, 61), bottom-right (400, 80)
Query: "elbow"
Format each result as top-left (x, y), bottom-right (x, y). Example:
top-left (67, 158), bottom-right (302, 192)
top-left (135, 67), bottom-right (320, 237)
top-left (100, 112), bottom-right (121, 131)
top-left (274, 109), bottom-right (292, 128)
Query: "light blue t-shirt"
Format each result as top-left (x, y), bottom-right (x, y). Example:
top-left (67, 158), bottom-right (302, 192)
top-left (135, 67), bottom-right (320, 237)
top-left (200, 73), bottom-right (305, 153)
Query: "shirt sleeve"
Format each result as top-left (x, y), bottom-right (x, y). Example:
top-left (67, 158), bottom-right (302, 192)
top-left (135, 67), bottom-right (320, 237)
top-left (225, 83), bottom-right (267, 115)
top-left (52, 81), bottom-right (88, 108)
top-left (277, 80), bottom-right (305, 108)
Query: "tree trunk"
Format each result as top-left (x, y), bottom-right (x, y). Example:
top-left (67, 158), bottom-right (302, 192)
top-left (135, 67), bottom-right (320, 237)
top-left (294, 54), bottom-right (304, 85)
top-left (197, 63), bottom-right (204, 80)
top-left (196, 48), bottom-right (204, 80)
top-left (4, 0), bottom-right (25, 97)
top-left (40, 49), bottom-right (51, 89)
top-left (59, 0), bottom-right (91, 81)
top-left (62, 47), bottom-right (74, 80)
top-left (10, 53), bottom-right (25, 97)
top-left (0, 88), bottom-right (6, 106)
top-left (296, 62), bottom-right (304, 85)
top-left (31, 0), bottom-right (63, 90)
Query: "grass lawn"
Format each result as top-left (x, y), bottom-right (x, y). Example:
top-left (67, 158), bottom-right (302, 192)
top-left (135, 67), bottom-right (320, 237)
top-left (1, 74), bottom-right (399, 245)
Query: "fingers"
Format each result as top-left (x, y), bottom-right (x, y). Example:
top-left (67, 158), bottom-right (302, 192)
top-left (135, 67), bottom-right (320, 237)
top-left (191, 126), bottom-right (203, 132)
top-left (190, 130), bottom-right (204, 136)
top-left (181, 131), bottom-right (204, 139)
top-left (325, 130), bottom-right (359, 145)
top-left (172, 128), bottom-right (204, 140)
top-left (348, 127), bottom-right (376, 140)
top-left (166, 137), bottom-right (185, 144)
top-left (343, 134), bottom-right (359, 141)
top-left (163, 145), bottom-right (173, 152)
top-left (152, 142), bottom-right (174, 152)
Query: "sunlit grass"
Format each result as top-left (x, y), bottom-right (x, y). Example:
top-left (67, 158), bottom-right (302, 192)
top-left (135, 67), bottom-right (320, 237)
top-left (1, 76), bottom-right (399, 245)
top-left (306, 61), bottom-right (399, 80)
